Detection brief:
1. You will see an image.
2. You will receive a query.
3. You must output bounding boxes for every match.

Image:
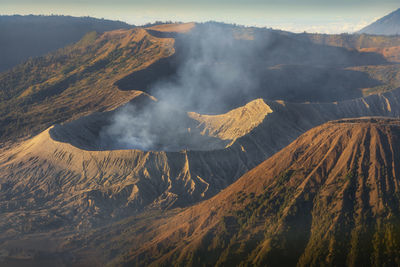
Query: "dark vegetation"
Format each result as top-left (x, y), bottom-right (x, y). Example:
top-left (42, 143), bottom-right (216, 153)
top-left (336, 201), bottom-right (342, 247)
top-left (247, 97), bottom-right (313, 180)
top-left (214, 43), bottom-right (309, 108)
top-left (0, 15), bottom-right (131, 72)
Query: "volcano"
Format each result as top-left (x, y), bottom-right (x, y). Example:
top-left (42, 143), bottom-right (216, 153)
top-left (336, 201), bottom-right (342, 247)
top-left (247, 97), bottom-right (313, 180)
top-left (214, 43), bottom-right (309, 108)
top-left (359, 8), bottom-right (400, 36)
top-left (95, 117), bottom-right (400, 267)
top-left (2, 21), bottom-right (400, 266)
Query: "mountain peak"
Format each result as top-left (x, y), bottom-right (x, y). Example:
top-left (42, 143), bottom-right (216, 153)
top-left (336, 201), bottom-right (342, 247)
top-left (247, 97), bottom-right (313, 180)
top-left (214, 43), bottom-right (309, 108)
top-left (359, 8), bottom-right (400, 35)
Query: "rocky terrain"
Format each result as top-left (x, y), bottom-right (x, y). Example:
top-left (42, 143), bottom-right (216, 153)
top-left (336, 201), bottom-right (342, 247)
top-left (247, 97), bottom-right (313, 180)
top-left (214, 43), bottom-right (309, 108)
top-left (2, 18), bottom-right (400, 266)
top-left (74, 117), bottom-right (400, 266)
top-left (2, 86), bottom-right (400, 242)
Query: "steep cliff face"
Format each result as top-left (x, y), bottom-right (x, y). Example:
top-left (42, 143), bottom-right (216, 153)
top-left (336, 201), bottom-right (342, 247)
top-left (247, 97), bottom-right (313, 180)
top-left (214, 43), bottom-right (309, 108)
top-left (108, 118), bottom-right (400, 267)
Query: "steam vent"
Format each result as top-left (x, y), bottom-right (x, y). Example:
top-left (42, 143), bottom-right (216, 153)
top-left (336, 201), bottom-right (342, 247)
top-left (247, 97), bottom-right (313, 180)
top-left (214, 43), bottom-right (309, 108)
top-left (49, 98), bottom-right (273, 152)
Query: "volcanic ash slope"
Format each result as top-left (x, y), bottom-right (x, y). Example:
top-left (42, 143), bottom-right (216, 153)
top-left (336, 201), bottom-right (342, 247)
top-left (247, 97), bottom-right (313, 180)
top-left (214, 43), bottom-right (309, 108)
top-left (0, 98), bottom-right (273, 231)
top-left (120, 117), bottom-right (400, 267)
top-left (3, 88), bottom-right (400, 232)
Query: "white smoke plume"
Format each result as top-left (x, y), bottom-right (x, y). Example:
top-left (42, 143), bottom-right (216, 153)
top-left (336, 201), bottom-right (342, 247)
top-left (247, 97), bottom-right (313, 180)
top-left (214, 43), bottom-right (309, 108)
top-left (100, 22), bottom-right (385, 151)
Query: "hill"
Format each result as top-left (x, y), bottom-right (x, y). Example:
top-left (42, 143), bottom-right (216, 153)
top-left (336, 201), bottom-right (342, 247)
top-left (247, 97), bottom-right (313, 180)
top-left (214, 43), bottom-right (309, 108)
top-left (90, 117), bottom-right (400, 266)
top-left (359, 8), bottom-right (400, 35)
top-left (0, 15), bottom-right (131, 72)
top-left (3, 88), bottom-right (400, 265)
top-left (3, 22), bottom-right (400, 265)
top-left (4, 22), bottom-right (400, 144)
top-left (0, 27), bottom-right (174, 142)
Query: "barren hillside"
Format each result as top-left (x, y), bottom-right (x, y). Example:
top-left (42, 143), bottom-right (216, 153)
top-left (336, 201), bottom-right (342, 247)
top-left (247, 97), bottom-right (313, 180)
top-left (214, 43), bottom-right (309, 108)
top-left (98, 118), bottom-right (400, 267)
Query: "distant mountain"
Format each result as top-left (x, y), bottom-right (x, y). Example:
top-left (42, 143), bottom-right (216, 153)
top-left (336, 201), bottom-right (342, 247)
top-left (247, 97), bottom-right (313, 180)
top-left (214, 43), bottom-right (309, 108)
top-left (0, 15), bottom-right (131, 72)
top-left (359, 8), bottom-right (400, 35)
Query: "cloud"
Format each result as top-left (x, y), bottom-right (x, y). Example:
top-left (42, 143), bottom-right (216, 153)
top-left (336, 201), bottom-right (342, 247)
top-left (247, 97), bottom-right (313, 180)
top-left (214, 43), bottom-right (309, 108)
top-left (262, 18), bottom-right (376, 34)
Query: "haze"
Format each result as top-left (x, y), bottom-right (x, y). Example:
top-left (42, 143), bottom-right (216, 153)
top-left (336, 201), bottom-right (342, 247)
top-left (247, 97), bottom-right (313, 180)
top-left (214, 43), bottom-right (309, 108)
top-left (1, 0), bottom-right (399, 33)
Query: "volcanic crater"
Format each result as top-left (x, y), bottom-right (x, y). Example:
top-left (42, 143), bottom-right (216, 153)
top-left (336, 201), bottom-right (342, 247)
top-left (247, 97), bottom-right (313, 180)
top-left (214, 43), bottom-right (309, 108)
top-left (49, 98), bottom-right (273, 152)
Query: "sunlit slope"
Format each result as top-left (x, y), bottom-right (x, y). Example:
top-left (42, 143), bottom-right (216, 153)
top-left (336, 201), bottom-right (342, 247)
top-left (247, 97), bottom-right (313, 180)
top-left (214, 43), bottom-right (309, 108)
top-left (0, 98), bottom-right (274, 233)
top-left (3, 89), bottom-right (400, 239)
top-left (3, 21), bottom-right (400, 266)
top-left (113, 118), bottom-right (400, 267)
top-left (0, 27), bottom-right (174, 141)
top-left (188, 99), bottom-right (273, 141)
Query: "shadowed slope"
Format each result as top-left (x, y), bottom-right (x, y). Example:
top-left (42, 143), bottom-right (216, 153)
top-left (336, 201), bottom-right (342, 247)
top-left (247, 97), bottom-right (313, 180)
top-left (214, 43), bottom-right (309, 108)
top-left (115, 23), bottom-right (387, 114)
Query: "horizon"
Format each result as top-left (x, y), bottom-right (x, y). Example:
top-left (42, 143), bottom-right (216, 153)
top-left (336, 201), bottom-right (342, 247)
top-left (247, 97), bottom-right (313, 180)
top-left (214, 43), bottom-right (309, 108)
top-left (1, 1), bottom-right (399, 34)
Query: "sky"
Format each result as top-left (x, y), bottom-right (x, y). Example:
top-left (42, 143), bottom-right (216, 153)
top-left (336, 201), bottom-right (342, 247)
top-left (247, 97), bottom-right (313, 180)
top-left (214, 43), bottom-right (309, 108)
top-left (1, 0), bottom-right (399, 33)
